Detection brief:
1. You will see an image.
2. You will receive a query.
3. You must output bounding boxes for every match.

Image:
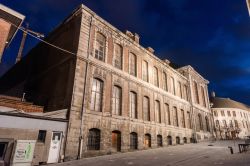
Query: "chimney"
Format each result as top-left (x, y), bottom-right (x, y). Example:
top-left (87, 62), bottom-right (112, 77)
top-left (134, 33), bottom-right (140, 44)
top-left (211, 91), bottom-right (216, 97)
top-left (146, 47), bottom-right (154, 54)
top-left (163, 59), bottom-right (170, 65)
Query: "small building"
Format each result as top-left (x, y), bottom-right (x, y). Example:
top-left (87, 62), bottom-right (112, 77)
top-left (0, 4), bottom-right (25, 62)
top-left (0, 96), bottom-right (68, 165)
top-left (210, 92), bottom-right (250, 139)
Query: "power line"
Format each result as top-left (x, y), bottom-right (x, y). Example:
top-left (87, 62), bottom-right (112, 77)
top-left (4, 19), bottom-right (76, 56)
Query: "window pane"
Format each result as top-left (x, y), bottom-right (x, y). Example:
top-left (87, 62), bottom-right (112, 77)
top-left (90, 78), bottom-right (103, 112)
top-left (95, 33), bottom-right (106, 61)
top-left (112, 86), bottom-right (122, 115)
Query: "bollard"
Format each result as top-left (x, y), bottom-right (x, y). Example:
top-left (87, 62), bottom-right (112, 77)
top-left (228, 146), bottom-right (233, 154)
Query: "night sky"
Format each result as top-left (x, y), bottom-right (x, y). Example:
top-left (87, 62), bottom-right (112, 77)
top-left (1, 0), bottom-right (250, 105)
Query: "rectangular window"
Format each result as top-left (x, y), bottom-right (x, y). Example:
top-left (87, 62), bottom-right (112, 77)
top-left (143, 96), bottom-right (150, 121)
top-left (183, 85), bottom-right (188, 100)
top-left (227, 111), bottom-right (231, 117)
top-left (112, 86), bottom-right (122, 115)
top-left (153, 67), bottom-right (159, 87)
top-left (113, 44), bottom-right (122, 69)
top-left (37, 130), bottom-right (46, 143)
top-left (187, 111), bottom-right (191, 129)
top-left (165, 103), bottom-right (170, 125)
top-left (221, 110), bottom-right (225, 116)
top-left (95, 32), bottom-right (106, 61)
top-left (170, 77), bottom-right (175, 95)
top-left (142, 61), bottom-right (149, 82)
top-left (90, 78), bottom-right (103, 112)
top-left (213, 110), bottom-right (218, 117)
top-left (193, 81), bottom-right (199, 104)
top-left (201, 87), bottom-right (207, 107)
top-left (178, 81), bottom-right (182, 98)
top-left (129, 53), bottom-right (137, 76)
top-left (173, 107), bottom-right (178, 127)
top-left (130, 92), bottom-right (137, 119)
top-left (155, 100), bottom-right (161, 123)
top-left (163, 72), bottom-right (168, 91)
top-left (181, 109), bottom-right (185, 128)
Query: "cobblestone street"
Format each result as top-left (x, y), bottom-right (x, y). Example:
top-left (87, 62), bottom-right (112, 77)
top-left (49, 140), bottom-right (250, 166)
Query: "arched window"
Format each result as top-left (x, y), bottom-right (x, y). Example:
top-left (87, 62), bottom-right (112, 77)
top-left (143, 96), bottom-right (150, 121)
top-left (130, 132), bottom-right (138, 150)
top-left (176, 136), bottom-right (180, 144)
top-left (173, 107), bottom-right (178, 127)
top-left (183, 137), bottom-right (187, 144)
top-left (142, 60), bottom-right (149, 82)
top-left (95, 32), bottom-right (106, 61)
top-left (129, 53), bottom-right (137, 76)
top-left (153, 67), bottom-right (159, 87)
top-left (197, 114), bottom-right (203, 131)
top-left (167, 136), bottom-right (172, 145)
top-left (165, 103), bottom-right (170, 125)
top-left (87, 128), bottom-right (101, 150)
top-left (130, 91), bottom-right (137, 119)
top-left (112, 86), bottom-right (122, 115)
top-left (205, 116), bottom-right (210, 132)
top-left (113, 43), bottom-right (122, 69)
top-left (157, 135), bottom-right (163, 147)
top-left (144, 134), bottom-right (151, 148)
top-left (181, 109), bottom-right (185, 128)
top-left (163, 72), bottom-right (168, 91)
top-left (90, 78), bottom-right (103, 112)
top-left (155, 100), bottom-right (161, 123)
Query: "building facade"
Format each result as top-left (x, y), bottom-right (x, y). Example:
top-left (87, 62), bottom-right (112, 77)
top-left (211, 93), bottom-right (250, 139)
top-left (0, 4), bottom-right (25, 62)
top-left (0, 4), bottom-right (213, 162)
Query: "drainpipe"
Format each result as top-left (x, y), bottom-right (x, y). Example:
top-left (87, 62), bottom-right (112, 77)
top-left (78, 14), bottom-right (93, 159)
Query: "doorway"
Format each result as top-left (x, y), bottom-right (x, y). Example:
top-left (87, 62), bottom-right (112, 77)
top-left (112, 131), bottom-right (121, 152)
top-left (47, 131), bottom-right (62, 163)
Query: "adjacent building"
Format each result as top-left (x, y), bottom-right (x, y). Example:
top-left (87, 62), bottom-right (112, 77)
top-left (211, 92), bottom-right (250, 139)
top-left (0, 4), bottom-right (25, 62)
top-left (0, 4), bottom-right (213, 162)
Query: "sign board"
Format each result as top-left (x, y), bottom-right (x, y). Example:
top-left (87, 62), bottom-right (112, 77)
top-left (12, 140), bottom-right (36, 166)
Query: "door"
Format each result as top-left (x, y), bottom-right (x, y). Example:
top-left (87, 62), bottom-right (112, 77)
top-left (112, 131), bottom-right (121, 152)
top-left (47, 132), bottom-right (62, 163)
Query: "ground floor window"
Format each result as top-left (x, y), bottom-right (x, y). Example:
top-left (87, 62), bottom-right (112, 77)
top-left (183, 137), bottom-right (187, 143)
top-left (130, 132), bottom-right (138, 150)
top-left (167, 136), bottom-right (172, 145)
top-left (87, 128), bottom-right (101, 150)
top-left (176, 136), bottom-right (180, 144)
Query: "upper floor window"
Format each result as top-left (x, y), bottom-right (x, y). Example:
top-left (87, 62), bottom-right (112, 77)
top-left (187, 111), bottom-right (191, 129)
top-left (197, 113), bottom-right (203, 131)
top-left (215, 120), bottom-right (220, 127)
top-left (163, 72), bottom-right (168, 91)
top-left (221, 110), bottom-right (225, 116)
top-left (142, 61), bottom-right (149, 82)
top-left (232, 111), bottom-right (236, 117)
top-left (130, 91), bottom-right (137, 119)
top-left (173, 106), bottom-right (178, 127)
top-left (113, 44), bottom-right (122, 69)
top-left (183, 85), bottom-right (188, 100)
top-left (234, 120), bottom-right (238, 128)
top-left (223, 120), bottom-right (227, 128)
top-left (181, 109), bottom-right (185, 128)
top-left (165, 103), bottom-right (171, 125)
top-left (112, 86), bottom-right (122, 115)
top-left (143, 96), bottom-right (150, 121)
top-left (178, 81), bottom-right (182, 98)
top-left (201, 87), bottom-right (207, 107)
top-left (213, 110), bottom-right (218, 117)
top-left (193, 81), bottom-right (199, 104)
top-left (153, 67), bottom-right (159, 87)
top-left (155, 100), bottom-right (161, 123)
top-left (170, 77), bottom-right (175, 95)
top-left (227, 111), bottom-right (231, 117)
top-left (95, 32), bottom-right (106, 61)
top-left (129, 53), bottom-right (137, 76)
top-left (90, 78), bottom-right (103, 112)
top-left (205, 116), bottom-right (210, 132)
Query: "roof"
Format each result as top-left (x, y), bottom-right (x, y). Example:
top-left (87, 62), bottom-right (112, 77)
top-left (0, 4), bottom-right (25, 46)
top-left (210, 97), bottom-right (250, 111)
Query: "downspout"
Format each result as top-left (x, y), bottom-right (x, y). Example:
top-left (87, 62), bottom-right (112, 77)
top-left (78, 14), bottom-right (93, 159)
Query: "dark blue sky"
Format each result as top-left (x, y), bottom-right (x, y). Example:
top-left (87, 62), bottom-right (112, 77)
top-left (1, 0), bottom-right (250, 105)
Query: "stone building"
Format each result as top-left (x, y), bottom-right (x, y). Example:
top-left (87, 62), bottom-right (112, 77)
top-left (0, 4), bottom-right (25, 62)
top-left (210, 93), bottom-right (250, 139)
top-left (0, 4), bottom-right (213, 161)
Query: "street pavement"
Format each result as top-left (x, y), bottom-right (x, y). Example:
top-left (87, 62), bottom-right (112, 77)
top-left (49, 140), bottom-right (250, 166)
